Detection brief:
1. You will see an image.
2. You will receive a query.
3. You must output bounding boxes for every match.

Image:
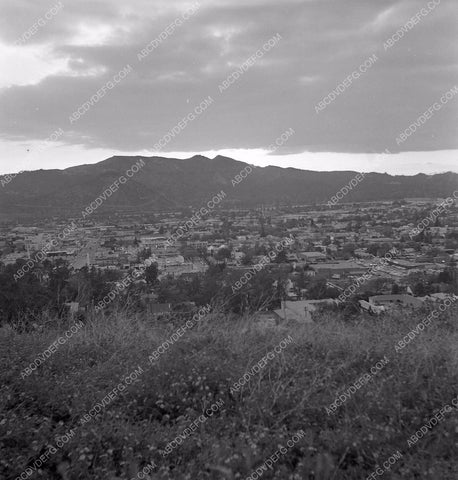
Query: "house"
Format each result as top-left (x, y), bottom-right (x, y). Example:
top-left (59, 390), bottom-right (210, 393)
top-left (252, 311), bottom-right (279, 329)
top-left (359, 300), bottom-right (385, 315)
top-left (147, 303), bottom-right (172, 318)
top-left (299, 251), bottom-right (327, 263)
top-left (283, 278), bottom-right (297, 299)
top-left (427, 293), bottom-right (458, 302)
top-left (354, 248), bottom-right (373, 259)
top-left (363, 236), bottom-right (395, 244)
top-left (63, 302), bottom-right (82, 315)
top-left (387, 259), bottom-right (424, 271)
top-left (232, 251), bottom-right (245, 263)
top-left (1, 252), bottom-right (28, 265)
top-left (286, 253), bottom-right (299, 263)
top-left (46, 250), bottom-right (77, 259)
top-left (274, 299), bottom-right (337, 323)
top-left (314, 261), bottom-right (367, 278)
top-left (140, 236), bottom-right (169, 250)
top-left (156, 254), bottom-right (185, 268)
top-left (368, 294), bottom-right (424, 309)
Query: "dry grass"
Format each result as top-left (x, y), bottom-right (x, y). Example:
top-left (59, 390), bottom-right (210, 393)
top-left (1, 305), bottom-right (457, 479)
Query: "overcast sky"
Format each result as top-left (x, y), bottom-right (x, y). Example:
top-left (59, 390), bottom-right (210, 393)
top-left (0, 0), bottom-right (457, 175)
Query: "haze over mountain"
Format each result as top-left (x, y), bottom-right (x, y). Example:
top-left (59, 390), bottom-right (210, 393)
top-left (1, 155), bottom-right (457, 218)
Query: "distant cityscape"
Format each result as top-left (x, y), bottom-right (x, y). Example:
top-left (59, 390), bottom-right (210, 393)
top-left (2, 196), bottom-right (457, 324)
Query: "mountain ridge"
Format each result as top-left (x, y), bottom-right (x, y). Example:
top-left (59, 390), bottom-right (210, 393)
top-left (1, 155), bottom-right (457, 218)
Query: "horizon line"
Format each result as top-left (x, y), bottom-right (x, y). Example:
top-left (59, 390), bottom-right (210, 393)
top-left (2, 152), bottom-right (457, 178)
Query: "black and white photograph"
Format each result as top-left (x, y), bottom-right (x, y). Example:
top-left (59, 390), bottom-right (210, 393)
top-left (0, 0), bottom-right (458, 478)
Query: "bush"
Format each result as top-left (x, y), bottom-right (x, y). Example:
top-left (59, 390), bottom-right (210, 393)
top-left (1, 306), bottom-right (457, 479)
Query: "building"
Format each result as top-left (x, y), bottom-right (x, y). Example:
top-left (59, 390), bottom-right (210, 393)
top-left (368, 294), bottom-right (424, 309)
top-left (314, 261), bottom-right (367, 278)
top-left (274, 299), bottom-right (337, 323)
top-left (146, 302), bottom-right (172, 318)
top-left (299, 251), bottom-right (327, 263)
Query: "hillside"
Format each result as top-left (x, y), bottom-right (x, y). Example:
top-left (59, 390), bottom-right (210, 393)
top-left (0, 155), bottom-right (457, 218)
top-left (1, 307), bottom-right (457, 479)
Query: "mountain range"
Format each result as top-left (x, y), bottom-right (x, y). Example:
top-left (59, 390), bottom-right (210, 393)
top-left (1, 155), bottom-right (457, 218)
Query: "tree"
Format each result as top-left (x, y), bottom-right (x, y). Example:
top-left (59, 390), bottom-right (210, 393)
top-left (307, 277), bottom-right (328, 299)
top-left (48, 260), bottom-right (72, 310)
top-left (215, 246), bottom-right (231, 261)
top-left (145, 264), bottom-right (159, 286)
top-left (367, 244), bottom-right (379, 256)
top-left (413, 282), bottom-right (426, 296)
top-left (179, 245), bottom-right (200, 259)
top-left (274, 249), bottom-right (287, 264)
top-left (103, 236), bottom-right (118, 249)
top-left (342, 243), bottom-right (356, 259)
top-left (438, 270), bottom-right (451, 284)
top-left (138, 248), bottom-right (152, 262)
top-left (0, 262), bottom-right (53, 326)
top-left (297, 269), bottom-right (308, 290)
top-left (241, 251), bottom-right (253, 265)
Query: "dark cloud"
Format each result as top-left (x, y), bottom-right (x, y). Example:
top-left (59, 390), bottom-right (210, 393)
top-left (0, 0), bottom-right (456, 156)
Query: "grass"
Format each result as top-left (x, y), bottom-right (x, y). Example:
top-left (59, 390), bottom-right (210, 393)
top-left (1, 305), bottom-right (458, 479)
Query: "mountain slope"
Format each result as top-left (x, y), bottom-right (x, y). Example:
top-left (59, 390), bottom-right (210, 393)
top-left (0, 155), bottom-right (457, 217)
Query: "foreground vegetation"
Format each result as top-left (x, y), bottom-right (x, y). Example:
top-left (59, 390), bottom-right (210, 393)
top-left (1, 305), bottom-right (458, 479)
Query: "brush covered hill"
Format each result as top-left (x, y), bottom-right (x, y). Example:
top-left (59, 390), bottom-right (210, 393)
top-left (1, 305), bottom-right (458, 479)
top-left (0, 155), bottom-right (457, 217)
